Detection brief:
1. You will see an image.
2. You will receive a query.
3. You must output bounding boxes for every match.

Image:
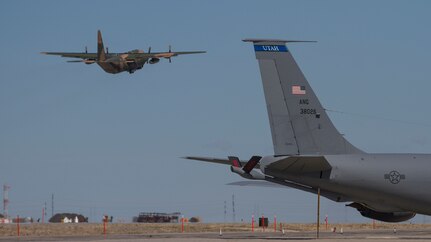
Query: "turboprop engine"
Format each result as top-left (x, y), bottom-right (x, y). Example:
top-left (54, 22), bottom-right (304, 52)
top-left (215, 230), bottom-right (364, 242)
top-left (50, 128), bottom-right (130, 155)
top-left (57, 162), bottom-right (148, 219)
top-left (149, 58), bottom-right (160, 64)
top-left (84, 59), bottom-right (96, 64)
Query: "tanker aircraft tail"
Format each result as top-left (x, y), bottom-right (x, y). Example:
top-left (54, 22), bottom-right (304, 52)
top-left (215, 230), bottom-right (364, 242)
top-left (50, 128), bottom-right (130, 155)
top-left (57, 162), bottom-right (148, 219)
top-left (185, 39), bottom-right (431, 223)
top-left (243, 39), bottom-right (362, 156)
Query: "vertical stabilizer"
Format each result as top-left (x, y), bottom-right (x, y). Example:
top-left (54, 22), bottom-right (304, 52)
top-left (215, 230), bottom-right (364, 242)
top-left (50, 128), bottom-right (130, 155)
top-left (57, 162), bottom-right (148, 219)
top-left (97, 30), bottom-right (106, 61)
top-left (243, 39), bottom-right (363, 155)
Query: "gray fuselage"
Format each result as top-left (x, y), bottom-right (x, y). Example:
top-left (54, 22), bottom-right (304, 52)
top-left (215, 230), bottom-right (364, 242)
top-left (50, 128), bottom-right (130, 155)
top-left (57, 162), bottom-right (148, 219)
top-left (260, 153), bottom-right (431, 215)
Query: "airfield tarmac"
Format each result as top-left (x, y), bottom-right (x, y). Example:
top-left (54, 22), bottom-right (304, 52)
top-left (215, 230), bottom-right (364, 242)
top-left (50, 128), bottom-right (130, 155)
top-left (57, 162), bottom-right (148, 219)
top-left (0, 230), bottom-right (431, 242)
top-left (1, 225), bottom-right (431, 242)
top-left (1, 229), bottom-right (431, 242)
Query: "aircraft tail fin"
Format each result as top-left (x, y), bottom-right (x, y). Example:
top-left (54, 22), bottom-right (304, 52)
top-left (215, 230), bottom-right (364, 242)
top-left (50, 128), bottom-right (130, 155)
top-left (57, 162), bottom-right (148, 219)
top-left (242, 156), bottom-right (261, 173)
top-left (97, 30), bottom-right (106, 61)
top-left (243, 39), bottom-right (363, 155)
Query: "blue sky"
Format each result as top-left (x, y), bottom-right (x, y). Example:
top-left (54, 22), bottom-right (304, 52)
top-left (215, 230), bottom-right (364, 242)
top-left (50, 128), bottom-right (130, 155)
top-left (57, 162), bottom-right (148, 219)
top-left (1, 0), bottom-right (431, 223)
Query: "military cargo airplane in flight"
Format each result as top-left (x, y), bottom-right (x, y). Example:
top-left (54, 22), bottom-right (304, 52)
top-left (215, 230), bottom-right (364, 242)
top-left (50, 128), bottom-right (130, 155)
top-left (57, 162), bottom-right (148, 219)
top-left (42, 30), bottom-right (205, 74)
top-left (186, 39), bottom-right (431, 223)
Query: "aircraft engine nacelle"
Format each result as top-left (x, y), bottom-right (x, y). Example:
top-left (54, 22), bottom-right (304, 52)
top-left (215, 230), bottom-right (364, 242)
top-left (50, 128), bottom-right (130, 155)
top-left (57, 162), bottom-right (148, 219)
top-left (231, 166), bottom-right (246, 175)
top-left (347, 202), bottom-right (416, 222)
top-left (230, 166), bottom-right (265, 180)
top-left (84, 59), bottom-right (96, 64)
top-left (149, 58), bottom-right (160, 64)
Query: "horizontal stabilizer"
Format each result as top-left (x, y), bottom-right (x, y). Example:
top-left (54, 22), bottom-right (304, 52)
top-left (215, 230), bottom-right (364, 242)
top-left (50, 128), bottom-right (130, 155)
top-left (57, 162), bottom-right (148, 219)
top-left (184, 156), bottom-right (261, 169)
top-left (242, 39), bottom-right (317, 43)
top-left (265, 155), bottom-right (331, 174)
top-left (227, 181), bottom-right (288, 188)
top-left (184, 156), bottom-right (244, 167)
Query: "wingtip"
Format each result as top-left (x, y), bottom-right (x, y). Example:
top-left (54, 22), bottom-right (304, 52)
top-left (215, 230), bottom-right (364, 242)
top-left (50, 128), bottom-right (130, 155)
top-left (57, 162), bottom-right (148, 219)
top-left (181, 156), bottom-right (196, 160)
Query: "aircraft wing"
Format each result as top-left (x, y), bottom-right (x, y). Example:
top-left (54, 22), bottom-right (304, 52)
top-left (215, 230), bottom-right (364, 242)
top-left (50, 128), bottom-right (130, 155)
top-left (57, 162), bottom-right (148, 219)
top-left (183, 156), bottom-right (260, 169)
top-left (127, 51), bottom-right (206, 59)
top-left (41, 52), bottom-right (97, 59)
top-left (41, 51), bottom-right (205, 60)
top-left (155, 51), bottom-right (206, 56)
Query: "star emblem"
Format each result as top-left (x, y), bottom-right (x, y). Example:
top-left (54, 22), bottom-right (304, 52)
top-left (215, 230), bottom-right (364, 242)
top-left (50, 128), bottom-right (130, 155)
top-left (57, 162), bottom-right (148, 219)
top-left (384, 170), bottom-right (406, 184)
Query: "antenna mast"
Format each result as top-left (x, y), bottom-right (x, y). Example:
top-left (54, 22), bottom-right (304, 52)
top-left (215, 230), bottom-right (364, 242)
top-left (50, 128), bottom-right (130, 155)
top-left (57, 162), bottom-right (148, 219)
top-left (3, 184), bottom-right (10, 219)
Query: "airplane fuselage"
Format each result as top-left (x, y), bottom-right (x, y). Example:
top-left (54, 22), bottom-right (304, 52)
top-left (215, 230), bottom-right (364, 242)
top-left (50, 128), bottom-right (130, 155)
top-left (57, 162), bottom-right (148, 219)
top-left (97, 53), bottom-right (146, 74)
top-left (260, 153), bottom-right (431, 215)
top-left (42, 30), bottom-right (205, 74)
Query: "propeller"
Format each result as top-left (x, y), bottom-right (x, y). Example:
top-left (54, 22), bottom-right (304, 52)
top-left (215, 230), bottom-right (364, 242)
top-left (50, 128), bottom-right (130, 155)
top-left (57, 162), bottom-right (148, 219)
top-left (85, 46), bottom-right (88, 53)
top-left (146, 47), bottom-right (151, 64)
top-left (168, 45), bottom-right (172, 63)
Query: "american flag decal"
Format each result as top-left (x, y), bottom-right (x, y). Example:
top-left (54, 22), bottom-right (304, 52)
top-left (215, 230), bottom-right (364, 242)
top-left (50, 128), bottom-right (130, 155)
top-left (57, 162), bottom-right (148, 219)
top-left (292, 85), bottom-right (306, 95)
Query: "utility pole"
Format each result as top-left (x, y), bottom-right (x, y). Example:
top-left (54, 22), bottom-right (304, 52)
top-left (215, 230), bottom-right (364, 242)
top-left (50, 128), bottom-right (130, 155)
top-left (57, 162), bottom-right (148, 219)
top-left (317, 188), bottom-right (321, 239)
top-left (224, 201), bottom-right (227, 222)
top-left (44, 202), bottom-right (47, 222)
top-left (51, 193), bottom-right (54, 217)
top-left (3, 184), bottom-right (10, 219)
top-left (232, 194), bottom-right (236, 223)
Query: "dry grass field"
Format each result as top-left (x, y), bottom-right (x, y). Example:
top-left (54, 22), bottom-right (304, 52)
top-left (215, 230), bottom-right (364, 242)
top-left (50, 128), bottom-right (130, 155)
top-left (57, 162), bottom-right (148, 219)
top-left (1, 222), bottom-right (431, 237)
